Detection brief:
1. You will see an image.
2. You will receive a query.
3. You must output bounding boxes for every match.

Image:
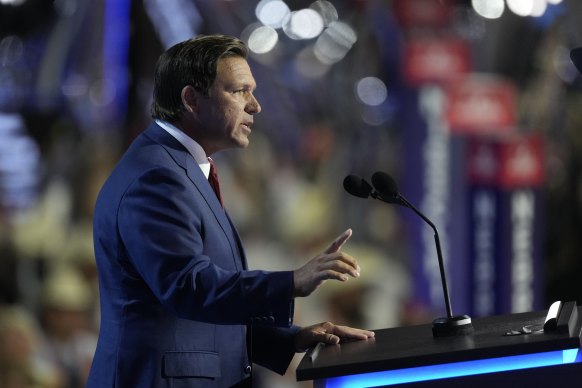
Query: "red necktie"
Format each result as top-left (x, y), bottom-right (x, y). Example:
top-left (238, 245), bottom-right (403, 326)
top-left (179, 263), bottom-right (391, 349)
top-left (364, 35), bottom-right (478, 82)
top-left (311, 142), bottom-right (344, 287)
top-left (208, 158), bottom-right (224, 207)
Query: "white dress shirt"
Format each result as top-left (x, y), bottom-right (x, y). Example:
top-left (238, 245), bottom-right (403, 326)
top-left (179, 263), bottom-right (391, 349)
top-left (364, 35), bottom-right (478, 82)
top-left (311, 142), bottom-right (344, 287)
top-left (155, 119), bottom-right (211, 179)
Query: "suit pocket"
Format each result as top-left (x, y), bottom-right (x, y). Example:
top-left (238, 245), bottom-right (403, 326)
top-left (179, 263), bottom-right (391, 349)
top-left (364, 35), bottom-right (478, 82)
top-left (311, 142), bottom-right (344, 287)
top-left (162, 351), bottom-right (221, 378)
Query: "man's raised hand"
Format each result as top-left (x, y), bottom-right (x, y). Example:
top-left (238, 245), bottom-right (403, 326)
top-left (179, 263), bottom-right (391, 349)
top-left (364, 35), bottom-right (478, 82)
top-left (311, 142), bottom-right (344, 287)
top-left (293, 229), bottom-right (360, 297)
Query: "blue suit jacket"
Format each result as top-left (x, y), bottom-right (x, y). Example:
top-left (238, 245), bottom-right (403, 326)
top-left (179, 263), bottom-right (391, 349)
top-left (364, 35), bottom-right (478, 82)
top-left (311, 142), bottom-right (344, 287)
top-left (87, 123), bottom-right (298, 387)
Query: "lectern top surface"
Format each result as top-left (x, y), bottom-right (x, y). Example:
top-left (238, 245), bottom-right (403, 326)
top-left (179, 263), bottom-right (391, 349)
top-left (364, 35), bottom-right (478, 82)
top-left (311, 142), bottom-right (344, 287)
top-left (296, 309), bottom-right (582, 381)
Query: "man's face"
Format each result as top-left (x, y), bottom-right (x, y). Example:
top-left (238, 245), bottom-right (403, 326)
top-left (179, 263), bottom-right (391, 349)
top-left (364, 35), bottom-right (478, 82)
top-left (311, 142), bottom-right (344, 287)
top-left (195, 56), bottom-right (261, 154)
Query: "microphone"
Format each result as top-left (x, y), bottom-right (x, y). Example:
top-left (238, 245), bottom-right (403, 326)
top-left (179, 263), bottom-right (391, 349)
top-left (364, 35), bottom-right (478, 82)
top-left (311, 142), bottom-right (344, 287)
top-left (344, 172), bottom-right (473, 337)
top-left (343, 175), bottom-right (373, 198)
top-left (343, 175), bottom-right (406, 206)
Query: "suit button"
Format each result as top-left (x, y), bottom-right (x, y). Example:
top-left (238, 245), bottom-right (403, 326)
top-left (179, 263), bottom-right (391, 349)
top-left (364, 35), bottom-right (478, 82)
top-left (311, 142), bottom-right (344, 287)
top-left (244, 365), bottom-right (252, 374)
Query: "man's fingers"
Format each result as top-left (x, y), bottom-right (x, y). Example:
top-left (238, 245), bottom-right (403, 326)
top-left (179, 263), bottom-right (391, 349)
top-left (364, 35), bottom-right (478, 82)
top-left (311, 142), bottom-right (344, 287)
top-left (311, 325), bottom-right (374, 346)
top-left (294, 229), bottom-right (360, 297)
top-left (331, 325), bottom-right (375, 340)
top-left (316, 269), bottom-right (351, 283)
top-left (295, 323), bottom-right (374, 352)
top-left (318, 252), bottom-right (360, 278)
top-left (324, 229), bottom-right (352, 254)
top-left (311, 331), bottom-right (340, 345)
top-left (323, 333), bottom-right (341, 345)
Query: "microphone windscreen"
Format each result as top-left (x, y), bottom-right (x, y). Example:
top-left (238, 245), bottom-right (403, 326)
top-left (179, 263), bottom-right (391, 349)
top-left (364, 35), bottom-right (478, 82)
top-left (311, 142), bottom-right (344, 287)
top-left (343, 175), bottom-right (372, 198)
top-left (371, 171), bottom-right (399, 196)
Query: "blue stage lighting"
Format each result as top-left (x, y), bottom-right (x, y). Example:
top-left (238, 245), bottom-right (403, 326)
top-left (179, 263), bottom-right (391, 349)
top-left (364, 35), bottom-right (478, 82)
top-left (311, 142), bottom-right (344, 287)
top-left (325, 348), bottom-right (580, 388)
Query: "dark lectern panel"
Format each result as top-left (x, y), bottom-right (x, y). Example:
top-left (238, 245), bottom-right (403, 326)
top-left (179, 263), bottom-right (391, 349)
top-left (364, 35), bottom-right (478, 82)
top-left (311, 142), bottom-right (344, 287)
top-left (297, 309), bottom-right (582, 381)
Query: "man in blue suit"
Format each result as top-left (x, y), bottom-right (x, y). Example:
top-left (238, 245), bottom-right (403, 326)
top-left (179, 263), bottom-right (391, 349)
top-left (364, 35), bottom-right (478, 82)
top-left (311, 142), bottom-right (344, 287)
top-left (87, 34), bottom-right (374, 387)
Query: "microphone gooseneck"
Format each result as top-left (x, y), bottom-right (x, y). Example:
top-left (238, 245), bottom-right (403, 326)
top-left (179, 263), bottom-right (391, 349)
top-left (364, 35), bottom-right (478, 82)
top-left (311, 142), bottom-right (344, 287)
top-left (344, 172), bottom-right (473, 337)
top-left (372, 172), bottom-right (453, 320)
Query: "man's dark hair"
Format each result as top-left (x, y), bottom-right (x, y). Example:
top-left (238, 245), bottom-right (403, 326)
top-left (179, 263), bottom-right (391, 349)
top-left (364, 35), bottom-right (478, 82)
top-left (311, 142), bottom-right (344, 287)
top-left (151, 34), bottom-right (248, 122)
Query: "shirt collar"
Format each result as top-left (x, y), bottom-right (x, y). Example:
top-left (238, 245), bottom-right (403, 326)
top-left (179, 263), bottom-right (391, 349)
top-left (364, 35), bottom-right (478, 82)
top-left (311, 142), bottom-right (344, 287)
top-left (155, 119), bottom-right (210, 178)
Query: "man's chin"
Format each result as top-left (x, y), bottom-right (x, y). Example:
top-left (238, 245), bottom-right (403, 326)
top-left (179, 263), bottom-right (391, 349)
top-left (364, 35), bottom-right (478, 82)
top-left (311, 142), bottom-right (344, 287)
top-left (235, 137), bottom-right (250, 149)
top-left (214, 138), bottom-right (249, 153)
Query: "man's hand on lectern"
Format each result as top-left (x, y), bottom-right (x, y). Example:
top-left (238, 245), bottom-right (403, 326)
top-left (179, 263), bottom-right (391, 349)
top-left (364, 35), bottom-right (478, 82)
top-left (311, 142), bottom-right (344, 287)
top-left (294, 321), bottom-right (375, 352)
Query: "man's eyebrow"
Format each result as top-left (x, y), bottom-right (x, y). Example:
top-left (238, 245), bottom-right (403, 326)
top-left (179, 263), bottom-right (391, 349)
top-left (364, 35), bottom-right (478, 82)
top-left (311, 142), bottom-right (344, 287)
top-left (233, 82), bottom-right (256, 91)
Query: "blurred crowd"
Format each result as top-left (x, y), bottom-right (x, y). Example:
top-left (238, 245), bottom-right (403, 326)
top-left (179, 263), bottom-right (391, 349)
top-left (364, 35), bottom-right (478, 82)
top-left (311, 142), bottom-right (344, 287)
top-left (0, 254), bottom-right (97, 387)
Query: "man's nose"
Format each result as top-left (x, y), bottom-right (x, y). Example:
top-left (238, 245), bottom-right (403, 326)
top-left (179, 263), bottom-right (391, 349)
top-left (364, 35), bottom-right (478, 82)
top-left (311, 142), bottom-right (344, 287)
top-left (247, 94), bottom-right (261, 114)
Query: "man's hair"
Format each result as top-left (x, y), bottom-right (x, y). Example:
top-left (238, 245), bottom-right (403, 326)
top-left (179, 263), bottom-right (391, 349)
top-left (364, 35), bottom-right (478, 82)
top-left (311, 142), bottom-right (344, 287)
top-left (151, 34), bottom-right (248, 122)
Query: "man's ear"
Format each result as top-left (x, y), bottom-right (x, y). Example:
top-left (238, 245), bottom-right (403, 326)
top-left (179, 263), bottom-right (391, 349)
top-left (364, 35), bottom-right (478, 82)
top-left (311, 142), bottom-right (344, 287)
top-left (181, 85), bottom-right (199, 113)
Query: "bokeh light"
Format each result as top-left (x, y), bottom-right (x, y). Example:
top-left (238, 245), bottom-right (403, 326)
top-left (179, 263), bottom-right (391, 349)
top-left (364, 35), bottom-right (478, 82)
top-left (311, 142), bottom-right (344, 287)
top-left (530, 0), bottom-right (548, 17)
top-left (255, 0), bottom-right (290, 29)
top-left (471, 0), bottom-right (504, 19)
top-left (310, 0), bottom-right (338, 27)
top-left (283, 9), bottom-right (324, 40)
top-left (0, 0), bottom-right (26, 5)
top-left (248, 25), bottom-right (279, 54)
top-left (506, 0), bottom-right (548, 17)
top-left (355, 77), bottom-right (388, 106)
top-left (314, 21), bottom-right (357, 65)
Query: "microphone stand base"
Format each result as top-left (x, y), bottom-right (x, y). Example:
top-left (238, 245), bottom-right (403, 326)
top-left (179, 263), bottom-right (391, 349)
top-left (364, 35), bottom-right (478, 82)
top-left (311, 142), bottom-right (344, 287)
top-left (432, 315), bottom-right (473, 337)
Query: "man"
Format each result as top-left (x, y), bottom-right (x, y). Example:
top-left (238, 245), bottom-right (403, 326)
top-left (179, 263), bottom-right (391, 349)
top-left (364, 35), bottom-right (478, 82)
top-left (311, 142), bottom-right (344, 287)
top-left (87, 34), bottom-right (374, 387)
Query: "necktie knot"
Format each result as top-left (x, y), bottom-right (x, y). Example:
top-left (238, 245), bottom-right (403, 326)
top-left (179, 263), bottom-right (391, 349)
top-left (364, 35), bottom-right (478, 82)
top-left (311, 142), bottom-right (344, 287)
top-left (208, 159), bottom-right (224, 208)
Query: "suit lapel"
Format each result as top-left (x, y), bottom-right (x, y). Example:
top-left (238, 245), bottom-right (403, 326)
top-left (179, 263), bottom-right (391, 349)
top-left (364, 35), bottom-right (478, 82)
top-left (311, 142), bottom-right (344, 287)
top-left (225, 212), bottom-right (248, 270)
top-left (144, 123), bottom-right (245, 271)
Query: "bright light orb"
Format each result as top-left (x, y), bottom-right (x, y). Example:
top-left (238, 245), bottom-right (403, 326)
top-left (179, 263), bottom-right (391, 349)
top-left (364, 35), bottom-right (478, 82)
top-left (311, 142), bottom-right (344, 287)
top-left (283, 8), bottom-right (324, 40)
top-left (314, 21), bottom-right (357, 64)
top-left (530, 0), bottom-right (548, 17)
top-left (471, 0), bottom-right (504, 19)
top-left (506, 0), bottom-right (533, 16)
top-left (0, 0), bottom-right (26, 5)
top-left (506, 0), bottom-right (548, 17)
top-left (356, 77), bottom-right (387, 106)
top-left (310, 0), bottom-right (338, 26)
top-left (255, 0), bottom-right (291, 29)
top-left (248, 26), bottom-right (279, 54)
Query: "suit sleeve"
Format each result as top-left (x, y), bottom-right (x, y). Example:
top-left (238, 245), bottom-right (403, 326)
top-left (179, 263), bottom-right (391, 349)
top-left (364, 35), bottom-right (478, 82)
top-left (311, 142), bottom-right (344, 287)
top-left (252, 325), bottom-right (301, 375)
top-left (117, 166), bottom-right (295, 326)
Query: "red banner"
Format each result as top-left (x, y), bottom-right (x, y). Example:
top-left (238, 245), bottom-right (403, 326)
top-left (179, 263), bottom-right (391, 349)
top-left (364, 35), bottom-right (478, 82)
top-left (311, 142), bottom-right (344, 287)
top-left (403, 38), bottom-right (471, 86)
top-left (467, 134), bottom-right (545, 188)
top-left (393, 0), bottom-right (455, 27)
top-left (446, 75), bottom-right (517, 133)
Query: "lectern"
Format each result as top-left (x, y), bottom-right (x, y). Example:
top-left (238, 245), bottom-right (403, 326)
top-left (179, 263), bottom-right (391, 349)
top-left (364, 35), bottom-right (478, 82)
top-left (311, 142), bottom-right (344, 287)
top-left (296, 306), bottom-right (582, 388)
